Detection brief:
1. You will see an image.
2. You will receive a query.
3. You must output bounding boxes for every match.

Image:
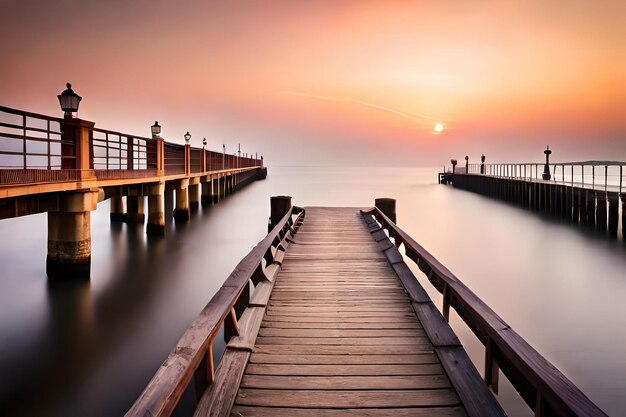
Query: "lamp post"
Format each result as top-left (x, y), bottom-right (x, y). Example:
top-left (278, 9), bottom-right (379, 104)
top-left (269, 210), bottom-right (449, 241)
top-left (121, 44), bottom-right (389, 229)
top-left (151, 121), bottom-right (161, 138)
top-left (542, 146), bottom-right (552, 180)
top-left (238, 143), bottom-right (241, 169)
top-left (481, 154), bottom-right (486, 174)
top-left (202, 138), bottom-right (207, 172)
top-left (222, 144), bottom-right (225, 170)
top-left (465, 155), bottom-right (469, 173)
top-left (57, 83), bottom-right (82, 119)
top-left (451, 159), bottom-right (457, 174)
top-left (184, 132), bottom-right (191, 144)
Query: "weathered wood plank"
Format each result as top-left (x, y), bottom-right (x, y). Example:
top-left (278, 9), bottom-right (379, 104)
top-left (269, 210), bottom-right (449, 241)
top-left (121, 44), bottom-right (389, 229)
top-left (230, 406), bottom-right (467, 417)
top-left (253, 344), bottom-right (434, 355)
top-left (240, 374), bottom-right (452, 390)
top-left (249, 353), bottom-right (439, 365)
top-left (244, 363), bottom-right (444, 376)
top-left (254, 336), bottom-right (430, 345)
top-left (193, 349), bottom-right (250, 417)
top-left (258, 328), bottom-right (424, 338)
top-left (235, 388), bottom-right (460, 408)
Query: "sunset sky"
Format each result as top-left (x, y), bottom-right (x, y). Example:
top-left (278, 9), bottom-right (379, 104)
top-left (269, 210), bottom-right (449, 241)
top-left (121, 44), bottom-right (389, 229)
top-left (1, 1), bottom-right (624, 166)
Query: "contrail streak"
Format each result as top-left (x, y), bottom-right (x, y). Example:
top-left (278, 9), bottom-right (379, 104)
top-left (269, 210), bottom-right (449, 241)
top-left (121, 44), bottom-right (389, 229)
top-left (282, 91), bottom-right (454, 126)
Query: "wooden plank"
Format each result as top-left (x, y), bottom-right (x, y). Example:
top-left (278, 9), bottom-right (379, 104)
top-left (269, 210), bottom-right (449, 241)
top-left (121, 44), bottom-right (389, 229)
top-left (254, 336), bottom-right (430, 345)
top-left (230, 406), bottom-right (467, 417)
top-left (248, 280), bottom-right (273, 307)
top-left (235, 388), bottom-right (460, 408)
top-left (412, 302), bottom-right (461, 347)
top-left (193, 349), bottom-right (250, 417)
top-left (261, 321), bottom-right (421, 329)
top-left (244, 363), bottom-right (444, 376)
top-left (253, 344), bottom-right (433, 355)
top-left (227, 307), bottom-right (266, 351)
top-left (249, 353), bottom-right (439, 365)
top-left (258, 328), bottom-right (424, 338)
top-left (436, 347), bottom-right (506, 417)
top-left (240, 374), bottom-right (452, 390)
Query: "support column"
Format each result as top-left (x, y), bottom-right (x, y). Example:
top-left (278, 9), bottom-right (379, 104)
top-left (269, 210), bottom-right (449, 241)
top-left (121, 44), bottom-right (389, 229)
top-left (596, 192), bottom-right (607, 232)
top-left (608, 193), bottom-right (619, 238)
top-left (174, 179), bottom-right (190, 222)
top-left (585, 191), bottom-right (596, 227)
top-left (201, 181), bottom-right (212, 206)
top-left (213, 177), bottom-right (219, 203)
top-left (110, 195), bottom-right (126, 222)
top-left (126, 187), bottom-right (145, 223)
top-left (269, 195), bottom-right (292, 232)
top-left (622, 194), bottom-right (626, 239)
top-left (47, 190), bottom-right (99, 280)
top-left (147, 182), bottom-right (165, 236)
top-left (189, 180), bottom-right (200, 211)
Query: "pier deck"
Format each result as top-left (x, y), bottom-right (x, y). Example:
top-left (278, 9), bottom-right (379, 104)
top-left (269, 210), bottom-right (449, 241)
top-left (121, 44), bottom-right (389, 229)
top-left (128, 201), bottom-right (606, 417)
top-left (229, 207), bottom-right (488, 416)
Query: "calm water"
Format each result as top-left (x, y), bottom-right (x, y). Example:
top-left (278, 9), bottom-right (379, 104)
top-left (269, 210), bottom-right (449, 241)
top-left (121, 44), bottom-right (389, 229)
top-left (0, 166), bottom-right (625, 416)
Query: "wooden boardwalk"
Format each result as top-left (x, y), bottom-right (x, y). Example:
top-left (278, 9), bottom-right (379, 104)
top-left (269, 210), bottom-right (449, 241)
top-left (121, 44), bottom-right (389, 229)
top-left (230, 207), bottom-right (467, 416)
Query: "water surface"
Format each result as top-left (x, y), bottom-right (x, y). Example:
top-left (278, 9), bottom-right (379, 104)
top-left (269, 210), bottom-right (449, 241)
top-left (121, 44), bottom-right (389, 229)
top-left (0, 166), bottom-right (624, 416)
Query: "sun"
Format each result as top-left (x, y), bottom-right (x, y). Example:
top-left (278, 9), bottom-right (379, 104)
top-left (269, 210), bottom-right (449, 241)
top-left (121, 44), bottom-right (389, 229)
top-left (434, 123), bottom-right (444, 134)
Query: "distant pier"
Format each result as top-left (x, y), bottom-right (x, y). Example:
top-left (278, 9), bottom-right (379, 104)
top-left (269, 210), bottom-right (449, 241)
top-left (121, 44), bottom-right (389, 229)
top-left (441, 152), bottom-right (625, 239)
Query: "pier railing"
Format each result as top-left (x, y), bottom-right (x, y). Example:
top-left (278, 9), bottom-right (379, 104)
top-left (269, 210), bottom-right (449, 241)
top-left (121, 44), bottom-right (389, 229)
top-left (0, 105), bottom-right (263, 185)
top-left (363, 206), bottom-right (606, 417)
top-left (463, 161), bottom-right (625, 194)
top-left (125, 205), bottom-right (305, 417)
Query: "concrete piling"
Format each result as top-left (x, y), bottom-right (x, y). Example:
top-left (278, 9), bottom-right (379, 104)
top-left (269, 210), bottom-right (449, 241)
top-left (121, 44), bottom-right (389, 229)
top-left (173, 179), bottom-right (190, 222)
top-left (126, 188), bottom-right (145, 223)
top-left (596, 192), bottom-right (607, 232)
top-left (147, 182), bottom-right (165, 236)
top-left (46, 190), bottom-right (99, 280)
top-left (188, 181), bottom-right (200, 211)
top-left (110, 195), bottom-right (126, 222)
top-left (608, 193), bottom-right (619, 238)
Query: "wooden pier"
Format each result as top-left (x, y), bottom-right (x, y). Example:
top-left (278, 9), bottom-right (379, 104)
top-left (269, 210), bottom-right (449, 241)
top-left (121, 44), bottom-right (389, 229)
top-left (127, 198), bottom-right (606, 417)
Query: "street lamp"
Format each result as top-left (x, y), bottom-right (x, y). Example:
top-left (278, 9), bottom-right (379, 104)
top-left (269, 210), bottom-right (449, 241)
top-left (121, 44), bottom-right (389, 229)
top-left (151, 121), bottom-right (161, 138)
top-left (57, 83), bottom-right (82, 118)
top-left (465, 155), bottom-right (469, 173)
top-left (202, 138), bottom-right (207, 147)
top-left (480, 154), bottom-right (486, 174)
top-left (184, 132), bottom-right (191, 144)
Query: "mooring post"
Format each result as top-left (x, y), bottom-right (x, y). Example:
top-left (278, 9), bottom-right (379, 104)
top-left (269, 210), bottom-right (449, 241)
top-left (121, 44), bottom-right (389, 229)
top-left (146, 182), bottom-right (165, 235)
top-left (47, 189), bottom-right (100, 279)
top-left (375, 198), bottom-right (397, 223)
top-left (269, 196), bottom-right (292, 232)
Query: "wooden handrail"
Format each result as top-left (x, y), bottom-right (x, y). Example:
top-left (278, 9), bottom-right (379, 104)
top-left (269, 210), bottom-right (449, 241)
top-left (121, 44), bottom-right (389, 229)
top-left (362, 207), bottom-right (607, 417)
top-left (126, 206), bottom-right (305, 417)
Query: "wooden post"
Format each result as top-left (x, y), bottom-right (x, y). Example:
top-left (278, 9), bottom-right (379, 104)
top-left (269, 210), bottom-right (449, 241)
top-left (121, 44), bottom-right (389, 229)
top-left (596, 192), bottom-right (607, 232)
top-left (375, 198), bottom-right (397, 223)
top-left (269, 196), bottom-right (292, 232)
top-left (607, 192), bottom-right (619, 238)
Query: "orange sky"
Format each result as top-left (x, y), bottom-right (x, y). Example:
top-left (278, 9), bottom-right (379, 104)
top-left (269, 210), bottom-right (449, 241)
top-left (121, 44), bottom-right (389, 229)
top-left (1, 1), bottom-right (624, 165)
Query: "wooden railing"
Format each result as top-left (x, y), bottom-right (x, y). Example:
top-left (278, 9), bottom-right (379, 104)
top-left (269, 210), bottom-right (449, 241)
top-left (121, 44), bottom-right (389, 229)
top-left (459, 161), bottom-right (625, 194)
top-left (0, 105), bottom-right (264, 185)
top-left (0, 105), bottom-right (72, 170)
top-left (362, 206), bottom-right (607, 417)
top-left (126, 205), bottom-right (305, 417)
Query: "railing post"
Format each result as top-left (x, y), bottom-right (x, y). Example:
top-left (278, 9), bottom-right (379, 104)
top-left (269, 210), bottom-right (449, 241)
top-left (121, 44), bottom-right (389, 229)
top-left (127, 136), bottom-right (134, 170)
top-left (375, 198), bottom-right (396, 223)
top-left (60, 117), bottom-right (96, 180)
top-left (184, 143), bottom-right (191, 175)
top-left (269, 196), bottom-right (292, 232)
